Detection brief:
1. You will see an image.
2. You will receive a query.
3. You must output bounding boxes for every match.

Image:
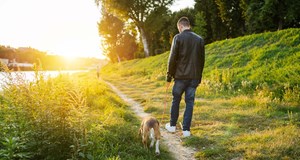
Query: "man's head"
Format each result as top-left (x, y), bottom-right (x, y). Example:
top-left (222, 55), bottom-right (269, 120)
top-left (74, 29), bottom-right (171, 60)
top-left (177, 17), bottom-right (190, 33)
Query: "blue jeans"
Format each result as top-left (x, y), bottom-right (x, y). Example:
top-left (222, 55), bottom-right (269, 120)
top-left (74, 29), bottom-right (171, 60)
top-left (170, 79), bottom-right (200, 131)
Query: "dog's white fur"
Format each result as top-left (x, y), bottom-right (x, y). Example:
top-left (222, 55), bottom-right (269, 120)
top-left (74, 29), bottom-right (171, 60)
top-left (139, 116), bottom-right (161, 155)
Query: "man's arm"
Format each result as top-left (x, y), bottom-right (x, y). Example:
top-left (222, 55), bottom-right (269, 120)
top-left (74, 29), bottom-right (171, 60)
top-left (199, 38), bottom-right (205, 82)
top-left (167, 36), bottom-right (179, 82)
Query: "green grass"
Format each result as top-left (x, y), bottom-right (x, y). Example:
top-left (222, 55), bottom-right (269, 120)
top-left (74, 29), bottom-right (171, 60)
top-left (206, 29), bottom-right (300, 88)
top-left (102, 28), bottom-right (300, 101)
top-left (0, 70), bottom-right (173, 159)
top-left (100, 28), bottom-right (300, 159)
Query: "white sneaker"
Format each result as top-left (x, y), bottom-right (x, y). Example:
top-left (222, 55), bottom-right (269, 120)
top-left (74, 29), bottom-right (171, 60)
top-left (182, 131), bottom-right (191, 137)
top-left (165, 123), bottom-right (176, 132)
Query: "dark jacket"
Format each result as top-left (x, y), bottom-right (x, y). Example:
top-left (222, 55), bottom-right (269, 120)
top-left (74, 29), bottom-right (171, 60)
top-left (167, 29), bottom-right (205, 82)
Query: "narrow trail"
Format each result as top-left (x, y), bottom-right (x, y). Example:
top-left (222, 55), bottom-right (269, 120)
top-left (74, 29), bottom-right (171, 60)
top-left (105, 81), bottom-right (197, 160)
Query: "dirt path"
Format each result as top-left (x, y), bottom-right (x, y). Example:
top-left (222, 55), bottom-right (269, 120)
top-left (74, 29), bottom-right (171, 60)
top-left (105, 81), bottom-right (197, 160)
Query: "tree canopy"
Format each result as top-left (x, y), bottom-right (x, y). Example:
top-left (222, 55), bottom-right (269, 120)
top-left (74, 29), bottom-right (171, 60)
top-left (96, 0), bottom-right (174, 58)
top-left (98, 10), bottom-right (137, 62)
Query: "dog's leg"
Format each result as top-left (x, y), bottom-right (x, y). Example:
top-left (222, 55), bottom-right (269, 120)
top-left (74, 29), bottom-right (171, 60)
top-left (154, 126), bottom-right (161, 155)
top-left (155, 139), bottom-right (160, 155)
top-left (142, 133), bottom-right (147, 148)
top-left (142, 128), bottom-right (149, 148)
top-left (149, 128), bottom-right (155, 148)
top-left (140, 121), bottom-right (147, 148)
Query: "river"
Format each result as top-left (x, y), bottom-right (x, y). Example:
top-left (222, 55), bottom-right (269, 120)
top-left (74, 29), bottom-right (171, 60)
top-left (0, 70), bottom-right (88, 91)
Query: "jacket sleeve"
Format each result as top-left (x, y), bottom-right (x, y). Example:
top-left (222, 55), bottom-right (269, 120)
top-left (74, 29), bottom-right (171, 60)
top-left (167, 35), bottom-right (179, 82)
top-left (199, 38), bottom-right (205, 82)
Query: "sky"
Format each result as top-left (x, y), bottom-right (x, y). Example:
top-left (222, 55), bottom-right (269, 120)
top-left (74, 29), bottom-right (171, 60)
top-left (169, 0), bottom-right (195, 12)
top-left (0, 0), bottom-right (195, 59)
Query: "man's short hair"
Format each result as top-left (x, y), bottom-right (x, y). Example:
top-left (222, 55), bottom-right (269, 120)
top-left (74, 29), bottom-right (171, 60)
top-left (177, 17), bottom-right (190, 27)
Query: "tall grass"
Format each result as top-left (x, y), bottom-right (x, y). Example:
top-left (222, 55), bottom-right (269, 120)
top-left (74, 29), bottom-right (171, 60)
top-left (0, 66), bottom-right (172, 159)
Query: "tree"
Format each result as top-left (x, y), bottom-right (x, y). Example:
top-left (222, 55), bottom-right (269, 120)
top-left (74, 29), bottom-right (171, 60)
top-left (195, 0), bottom-right (227, 43)
top-left (194, 11), bottom-right (207, 39)
top-left (284, 0), bottom-right (300, 29)
top-left (245, 0), bottom-right (300, 33)
top-left (117, 32), bottom-right (138, 60)
top-left (95, 0), bottom-right (174, 57)
top-left (144, 6), bottom-right (172, 55)
top-left (215, 0), bottom-right (245, 38)
top-left (98, 10), bottom-right (137, 62)
top-left (98, 10), bottom-right (123, 62)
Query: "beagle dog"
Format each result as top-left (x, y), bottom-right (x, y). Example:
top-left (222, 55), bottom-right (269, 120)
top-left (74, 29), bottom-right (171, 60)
top-left (139, 116), bottom-right (161, 155)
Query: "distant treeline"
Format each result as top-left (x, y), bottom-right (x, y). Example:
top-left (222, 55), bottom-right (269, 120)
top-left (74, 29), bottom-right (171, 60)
top-left (97, 0), bottom-right (300, 62)
top-left (0, 45), bottom-right (105, 71)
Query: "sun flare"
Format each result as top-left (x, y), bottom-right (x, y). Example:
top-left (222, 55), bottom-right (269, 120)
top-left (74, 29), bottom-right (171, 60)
top-left (0, 0), bottom-right (104, 59)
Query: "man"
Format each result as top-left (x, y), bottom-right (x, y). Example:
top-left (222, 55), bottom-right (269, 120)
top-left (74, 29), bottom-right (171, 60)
top-left (165, 17), bottom-right (205, 137)
top-left (96, 65), bottom-right (100, 79)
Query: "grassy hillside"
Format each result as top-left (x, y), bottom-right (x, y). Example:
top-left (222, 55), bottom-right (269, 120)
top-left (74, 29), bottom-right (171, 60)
top-left (102, 28), bottom-right (300, 102)
top-left (100, 28), bottom-right (300, 159)
top-left (205, 28), bottom-right (299, 91)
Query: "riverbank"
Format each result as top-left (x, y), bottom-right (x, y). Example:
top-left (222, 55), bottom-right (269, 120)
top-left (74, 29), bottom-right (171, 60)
top-left (0, 70), bottom-right (88, 91)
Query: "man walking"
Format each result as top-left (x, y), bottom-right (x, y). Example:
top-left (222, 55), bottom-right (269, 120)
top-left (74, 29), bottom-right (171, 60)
top-left (165, 17), bottom-right (205, 137)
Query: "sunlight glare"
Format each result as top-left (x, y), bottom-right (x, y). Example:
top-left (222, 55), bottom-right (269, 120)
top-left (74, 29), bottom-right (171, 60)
top-left (0, 0), bottom-right (105, 59)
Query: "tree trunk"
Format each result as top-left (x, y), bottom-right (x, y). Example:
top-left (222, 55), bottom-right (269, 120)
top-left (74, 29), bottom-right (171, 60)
top-left (278, 18), bottom-right (283, 30)
top-left (139, 27), bottom-right (150, 57)
top-left (117, 54), bottom-right (121, 63)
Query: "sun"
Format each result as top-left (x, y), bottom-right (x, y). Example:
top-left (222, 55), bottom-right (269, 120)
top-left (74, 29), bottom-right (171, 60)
top-left (0, 0), bottom-right (103, 59)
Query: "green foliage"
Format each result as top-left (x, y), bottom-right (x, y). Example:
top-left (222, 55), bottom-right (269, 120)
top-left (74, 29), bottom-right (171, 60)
top-left (0, 70), bottom-right (171, 159)
top-left (195, 0), bottom-right (227, 43)
top-left (246, 0), bottom-right (300, 32)
top-left (0, 136), bottom-right (31, 159)
top-left (194, 11), bottom-right (207, 39)
top-left (144, 6), bottom-right (172, 55)
top-left (96, 0), bottom-right (174, 57)
top-left (215, 0), bottom-right (245, 37)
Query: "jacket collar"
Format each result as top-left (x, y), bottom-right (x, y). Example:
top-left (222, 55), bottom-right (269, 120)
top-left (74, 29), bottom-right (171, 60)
top-left (182, 29), bottom-right (192, 32)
